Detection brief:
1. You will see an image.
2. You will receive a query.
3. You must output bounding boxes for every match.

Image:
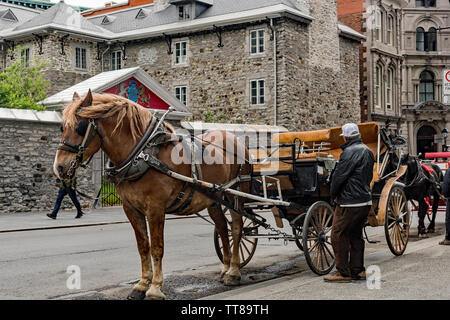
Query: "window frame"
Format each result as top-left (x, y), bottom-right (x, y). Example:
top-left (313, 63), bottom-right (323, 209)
top-left (175, 85), bottom-right (188, 106)
top-left (386, 68), bottom-right (394, 110)
top-left (375, 9), bottom-right (383, 42)
top-left (419, 70), bottom-right (434, 102)
top-left (250, 29), bottom-right (265, 55)
top-left (177, 4), bottom-right (191, 21)
top-left (110, 50), bottom-right (122, 71)
top-left (21, 47), bottom-right (30, 67)
top-left (174, 40), bottom-right (188, 65)
top-left (387, 15), bottom-right (394, 46)
top-left (74, 46), bottom-right (88, 71)
top-left (250, 79), bottom-right (265, 106)
top-left (375, 65), bottom-right (382, 109)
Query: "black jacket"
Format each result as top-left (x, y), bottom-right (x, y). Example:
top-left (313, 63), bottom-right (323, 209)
top-left (442, 168), bottom-right (450, 198)
top-left (330, 136), bottom-right (375, 206)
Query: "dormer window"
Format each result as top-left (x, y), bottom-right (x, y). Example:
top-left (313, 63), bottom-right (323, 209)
top-left (136, 8), bottom-right (150, 19)
top-left (178, 4), bottom-right (191, 21)
top-left (101, 15), bottom-right (116, 25)
top-left (0, 9), bottom-right (18, 22)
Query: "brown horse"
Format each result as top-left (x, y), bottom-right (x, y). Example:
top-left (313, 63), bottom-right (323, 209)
top-left (54, 90), bottom-right (251, 300)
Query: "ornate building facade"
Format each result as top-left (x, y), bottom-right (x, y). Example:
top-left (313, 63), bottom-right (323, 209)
top-left (401, 0), bottom-right (450, 155)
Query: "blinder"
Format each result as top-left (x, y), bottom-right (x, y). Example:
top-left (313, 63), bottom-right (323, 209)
top-left (76, 119), bottom-right (89, 137)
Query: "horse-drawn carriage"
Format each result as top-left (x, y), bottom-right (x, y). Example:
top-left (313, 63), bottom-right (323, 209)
top-left (56, 93), bottom-right (413, 299)
top-left (213, 122), bottom-right (411, 275)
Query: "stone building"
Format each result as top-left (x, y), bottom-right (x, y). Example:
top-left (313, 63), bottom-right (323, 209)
top-left (337, 0), bottom-right (408, 131)
top-left (401, 0), bottom-right (450, 155)
top-left (1, 0), bottom-right (363, 132)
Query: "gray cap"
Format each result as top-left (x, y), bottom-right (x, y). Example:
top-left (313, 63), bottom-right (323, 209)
top-left (340, 123), bottom-right (360, 137)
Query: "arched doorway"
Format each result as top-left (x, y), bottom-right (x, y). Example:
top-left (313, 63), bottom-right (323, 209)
top-left (417, 125), bottom-right (437, 155)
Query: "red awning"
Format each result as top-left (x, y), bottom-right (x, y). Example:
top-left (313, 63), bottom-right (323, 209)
top-left (425, 152), bottom-right (450, 159)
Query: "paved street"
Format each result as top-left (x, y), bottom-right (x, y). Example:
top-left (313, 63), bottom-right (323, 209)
top-left (0, 205), bottom-right (448, 300)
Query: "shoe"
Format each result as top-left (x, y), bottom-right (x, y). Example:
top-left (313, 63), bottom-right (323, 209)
top-left (47, 213), bottom-right (57, 220)
top-left (351, 271), bottom-right (366, 281)
top-left (439, 239), bottom-right (450, 246)
top-left (75, 212), bottom-right (84, 219)
top-left (324, 272), bottom-right (352, 283)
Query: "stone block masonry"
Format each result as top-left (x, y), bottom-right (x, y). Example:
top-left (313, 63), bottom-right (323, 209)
top-left (0, 119), bottom-right (94, 214)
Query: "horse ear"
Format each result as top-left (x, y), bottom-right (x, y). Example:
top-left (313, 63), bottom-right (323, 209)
top-left (80, 89), bottom-right (93, 108)
top-left (72, 92), bottom-right (80, 102)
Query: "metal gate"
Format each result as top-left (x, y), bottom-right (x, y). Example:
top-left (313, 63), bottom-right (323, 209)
top-left (93, 152), bottom-right (122, 208)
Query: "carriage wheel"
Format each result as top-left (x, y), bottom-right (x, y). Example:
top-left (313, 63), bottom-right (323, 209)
top-left (292, 214), bottom-right (306, 251)
top-left (385, 185), bottom-right (410, 256)
top-left (214, 214), bottom-right (258, 269)
top-left (302, 201), bottom-right (335, 275)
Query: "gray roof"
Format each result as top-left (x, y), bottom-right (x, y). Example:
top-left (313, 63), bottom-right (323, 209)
top-left (9, 1), bottom-right (113, 38)
top-left (87, 0), bottom-right (310, 34)
top-left (0, 2), bottom-right (39, 31)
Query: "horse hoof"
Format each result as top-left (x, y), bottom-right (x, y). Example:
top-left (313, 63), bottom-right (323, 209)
top-left (419, 233), bottom-right (429, 239)
top-left (427, 229), bottom-right (435, 234)
top-left (223, 275), bottom-right (241, 286)
top-left (145, 287), bottom-right (166, 300)
top-left (127, 289), bottom-right (146, 300)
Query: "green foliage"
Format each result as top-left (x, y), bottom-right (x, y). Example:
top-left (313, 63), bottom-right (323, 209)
top-left (0, 47), bottom-right (50, 111)
top-left (202, 110), bottom-right (229, 123)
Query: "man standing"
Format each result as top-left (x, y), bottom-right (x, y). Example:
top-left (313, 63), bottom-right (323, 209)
top-left (324, 123), bottom-right (375, 282)
top-left (47, 176), bottom-right (84, 219)
top-left (439, 167), bottom-right (450, 245)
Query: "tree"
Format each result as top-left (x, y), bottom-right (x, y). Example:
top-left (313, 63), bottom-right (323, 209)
top-left (0, 47), bottom-right (50, 111)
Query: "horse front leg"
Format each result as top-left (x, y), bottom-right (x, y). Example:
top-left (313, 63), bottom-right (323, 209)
top-left (208, 204), bottom-right (231, 282)
top-left (427, 193), bottom-right (440, 233)
top-left (145, 208), bottom-right (166, 300)
top-left (223, 209), bottom-right (243, 286)
top-left (123, 204), bottom-right (152, 300)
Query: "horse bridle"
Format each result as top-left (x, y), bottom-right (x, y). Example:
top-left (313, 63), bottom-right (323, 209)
top-left (58, 118), bottom-right (104, 178)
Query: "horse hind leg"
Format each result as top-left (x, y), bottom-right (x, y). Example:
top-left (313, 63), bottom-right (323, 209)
top-left (418, 199), bottom-right (428, 238)
top-left (207, 204), bottom-right (231, 282)
top-left (427, 193), bottom-right (440, 233)
top-left (223, 207), bottom-right (243, 286)
top-left (123, 205), bottom-right (152, 300)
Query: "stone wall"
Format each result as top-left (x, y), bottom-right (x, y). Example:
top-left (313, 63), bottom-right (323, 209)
top-left (0, 119), bottom-right (94, 213)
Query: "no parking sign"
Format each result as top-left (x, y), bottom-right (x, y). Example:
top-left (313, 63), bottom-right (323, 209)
top-left (444, 69), bottom-right (450, 105)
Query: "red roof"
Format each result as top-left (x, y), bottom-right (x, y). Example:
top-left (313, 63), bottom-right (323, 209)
top-left (81, 0), bottom-right (153, 18)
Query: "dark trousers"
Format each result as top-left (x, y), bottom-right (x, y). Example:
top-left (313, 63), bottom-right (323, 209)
top-left (446, 202), bottom-right (450, 240)
top-left (51, 187), bottom-right (82, 216)
top-left (330, 205), bottom-right (371, 277)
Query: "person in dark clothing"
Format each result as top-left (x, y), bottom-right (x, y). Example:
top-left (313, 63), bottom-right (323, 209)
top-left (47, 176), bottom-right (84, 219)
top-left (324, 123), bottom-right (375, 283)
top-left (439, 168), bottom-right (450, 245)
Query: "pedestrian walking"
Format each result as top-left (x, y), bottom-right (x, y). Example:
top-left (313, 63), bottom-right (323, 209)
top-left (47, 176), bottom-right (85, 219)
top-left (324, 123), bottom-right (375, 282)
top-left (439, 167), bottom-right (450, 245)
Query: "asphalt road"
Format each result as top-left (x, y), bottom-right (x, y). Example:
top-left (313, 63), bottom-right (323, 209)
top-left (0, 209), bottom-right (446, 300)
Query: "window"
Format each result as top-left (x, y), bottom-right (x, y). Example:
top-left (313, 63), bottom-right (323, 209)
top-left (111, 50), bottom-right (122, 71)
top-left (178, 4), bottom-right (191, 21)
top-left (386, 68), bottom-right (394, 110)
top-left (387, 16), bottom-right (394, 45)
top-left (250, 79), bottom-right (265, 105)
top-left (174, 41), bottom-right (187, 65)
top-left (416, 27), bottom-right (437, 52)
top-left (175, 86), bottom-right (187, 106)
top-left (375, 65), bottom-right (382, 108)
top-left (250, 29), bottom-right (265, 54)
top-left (416, 27), bottom-right (425, 51)
top-left (75, 47), bottom-right (87, 70)
top-left (416, 0), bottom-right (436, 7)
top-left (375, 10), bottom-right (382, 41)
top-left (419, 70), bottom-right (434, 102)
top-left (21, 48), bottom-right (30, 67)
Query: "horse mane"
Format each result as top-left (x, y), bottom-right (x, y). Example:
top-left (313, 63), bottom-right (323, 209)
top-left (62, 93), bottom-right (173, 143)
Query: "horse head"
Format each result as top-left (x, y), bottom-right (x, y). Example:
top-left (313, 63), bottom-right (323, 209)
top-left (53, 90), bottom-right (103, 179)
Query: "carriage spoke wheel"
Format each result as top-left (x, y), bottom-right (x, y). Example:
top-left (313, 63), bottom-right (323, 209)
top-left (214, 211), bottom-right (258, 269)
top-left (385, 185), bottom-right (410, 256)
top-left (302, 201), bottom-right (335, 275)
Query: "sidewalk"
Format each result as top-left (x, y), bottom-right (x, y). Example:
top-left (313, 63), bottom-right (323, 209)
top-left (0, 207), bottom-right (128, 233)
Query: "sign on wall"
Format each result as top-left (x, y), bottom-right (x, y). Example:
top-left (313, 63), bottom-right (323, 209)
top-left (103, 77), bottom-right (170, 110)
top-left (444, 69), bottom-right (450, 105)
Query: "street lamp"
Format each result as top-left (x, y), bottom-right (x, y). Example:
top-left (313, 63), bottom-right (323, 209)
top-left (442, 128), bottom-right (448, 152)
